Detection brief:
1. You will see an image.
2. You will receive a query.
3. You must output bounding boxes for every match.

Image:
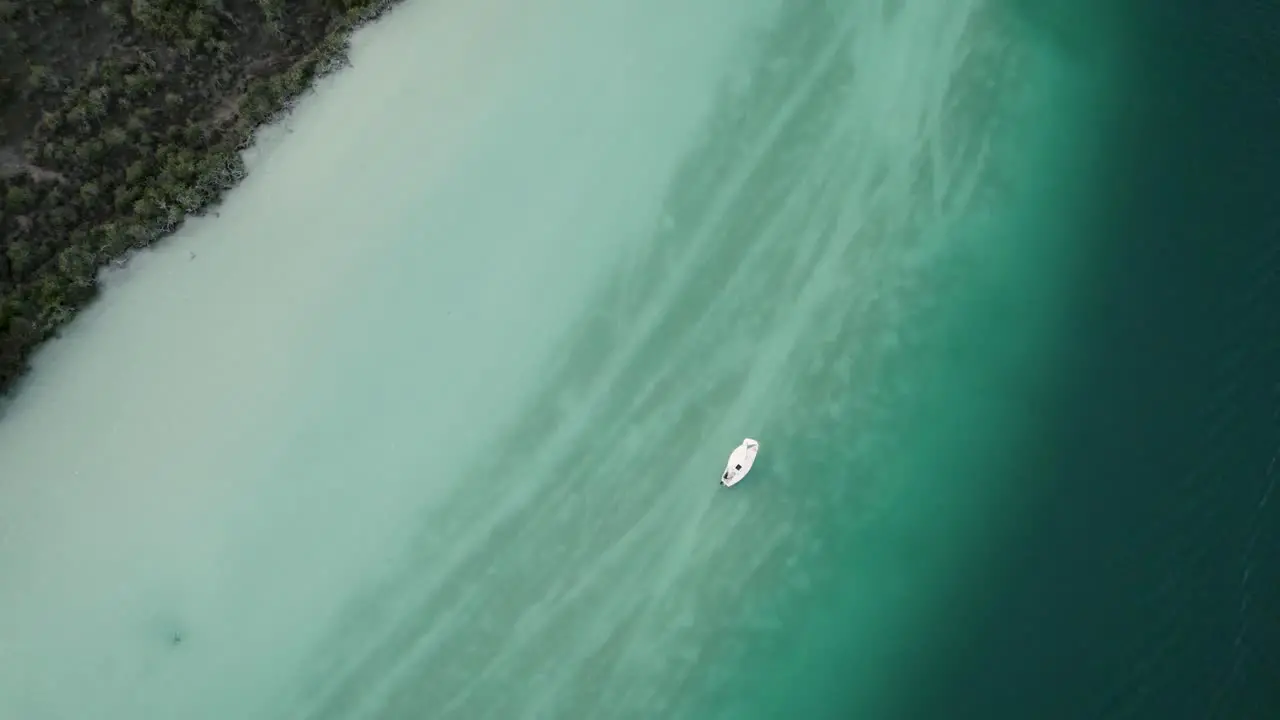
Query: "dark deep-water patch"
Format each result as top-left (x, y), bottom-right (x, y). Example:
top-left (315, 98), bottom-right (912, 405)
top-left (901, 1), bottom-right (1280, 717)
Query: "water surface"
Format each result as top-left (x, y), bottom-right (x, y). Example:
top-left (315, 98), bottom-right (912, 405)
top-left (0, 1), bottom-right (1181, 718)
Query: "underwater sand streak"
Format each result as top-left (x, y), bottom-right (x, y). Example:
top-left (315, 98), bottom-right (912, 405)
top-left (288, 2), bottom-right (1031, 719)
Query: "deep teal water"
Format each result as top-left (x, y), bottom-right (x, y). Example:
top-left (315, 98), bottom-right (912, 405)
top-left (901, 2), bottom-right (1280, 717)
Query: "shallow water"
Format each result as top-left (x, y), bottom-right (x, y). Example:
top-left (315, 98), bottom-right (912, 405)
top-left (0, 1), bottom-right (1137, 718)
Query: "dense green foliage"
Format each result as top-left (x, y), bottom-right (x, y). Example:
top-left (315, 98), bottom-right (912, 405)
top-left (0, 0), bottom-right (397, 396)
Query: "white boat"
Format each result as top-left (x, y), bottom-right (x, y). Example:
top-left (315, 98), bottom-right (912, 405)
top-left (720, 438), bottom-right (759, 488)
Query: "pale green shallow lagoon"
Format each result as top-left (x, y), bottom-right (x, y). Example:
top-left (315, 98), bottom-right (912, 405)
top-left (0, 0), bottom-right (1124, 717)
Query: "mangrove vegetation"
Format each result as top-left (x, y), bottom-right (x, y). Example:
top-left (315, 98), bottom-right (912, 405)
top-left (0, 0), bottom-right (399, 395)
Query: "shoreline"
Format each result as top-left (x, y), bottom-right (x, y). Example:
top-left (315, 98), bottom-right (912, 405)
top-left (0, 0), bottom-right (404, 399)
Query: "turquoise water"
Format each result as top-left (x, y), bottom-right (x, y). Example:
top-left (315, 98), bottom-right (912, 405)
top-left (0, 1), bottom-right (1133, 718)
